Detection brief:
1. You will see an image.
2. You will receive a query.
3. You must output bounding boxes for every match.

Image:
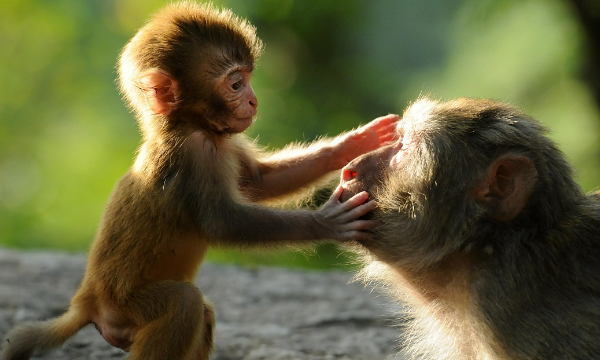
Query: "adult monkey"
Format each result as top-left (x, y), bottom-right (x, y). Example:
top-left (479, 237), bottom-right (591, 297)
top-left (1, 3), bottom-right (399, 360)
top-left (340, 97), bottom-right (600, 360)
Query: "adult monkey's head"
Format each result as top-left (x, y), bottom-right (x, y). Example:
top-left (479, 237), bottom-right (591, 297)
top-left (340, 97), bottom-right (580, 270)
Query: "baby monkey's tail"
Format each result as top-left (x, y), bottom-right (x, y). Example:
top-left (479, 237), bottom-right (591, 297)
top-left (1, 307), bottom-right (89, 360)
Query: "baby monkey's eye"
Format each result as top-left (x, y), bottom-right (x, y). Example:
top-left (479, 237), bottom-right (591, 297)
top-left (231, 80), bottom-right (243, 90)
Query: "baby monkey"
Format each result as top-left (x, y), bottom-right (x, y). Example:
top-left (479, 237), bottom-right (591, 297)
top-left (1, 2), bottom-right (398, 360)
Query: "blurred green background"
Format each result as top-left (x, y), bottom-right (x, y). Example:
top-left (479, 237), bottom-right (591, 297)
top-left (1, 0), bottom-right (599, 269)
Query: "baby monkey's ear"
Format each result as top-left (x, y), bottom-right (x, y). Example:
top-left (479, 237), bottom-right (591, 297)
top-left (138, 70), bottom-right (180, 116)
top-left (473, 154), bottom-right (538, 221)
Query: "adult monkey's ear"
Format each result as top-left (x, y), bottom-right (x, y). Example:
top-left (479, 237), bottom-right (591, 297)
top-left (138, 70), bottom-right (180, 116)
top-left (472, 154), bottom-right (538, 221)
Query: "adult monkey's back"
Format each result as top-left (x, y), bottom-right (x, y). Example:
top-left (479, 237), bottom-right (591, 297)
top-left (340, 97), bottom-right (600, 360)
top-left (1, 3), bottom-right (398, 360)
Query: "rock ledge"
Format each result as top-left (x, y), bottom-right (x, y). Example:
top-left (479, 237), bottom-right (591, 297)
top-left (0, 248), bottom-right (399, 359)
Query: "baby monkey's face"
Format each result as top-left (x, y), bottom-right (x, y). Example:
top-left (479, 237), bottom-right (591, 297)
top-left (219, 65), bottom-right (258, 134)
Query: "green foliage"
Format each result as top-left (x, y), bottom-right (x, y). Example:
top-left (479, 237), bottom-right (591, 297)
top-left (0, 0), bottom-right (598, 268)
top-left (207, 243), bottom-right (361, 271)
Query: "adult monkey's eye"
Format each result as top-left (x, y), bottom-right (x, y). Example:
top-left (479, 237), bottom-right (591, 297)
top-left (231, 80), bottom-right (243, 90)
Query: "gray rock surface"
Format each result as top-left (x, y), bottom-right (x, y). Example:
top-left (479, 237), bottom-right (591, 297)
top-left (0, 248), bottom-right (401, 359)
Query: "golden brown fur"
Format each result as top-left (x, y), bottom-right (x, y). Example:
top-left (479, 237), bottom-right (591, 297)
top-left (2, 3), bottom-right (398, 359)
